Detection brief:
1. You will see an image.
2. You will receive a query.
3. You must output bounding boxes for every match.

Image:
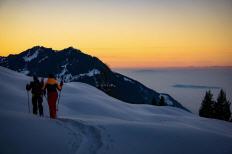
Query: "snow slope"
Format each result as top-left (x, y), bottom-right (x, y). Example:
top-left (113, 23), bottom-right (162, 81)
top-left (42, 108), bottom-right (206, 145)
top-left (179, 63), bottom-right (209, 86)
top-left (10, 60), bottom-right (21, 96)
top-left (0, 66), bottom-right (232, 154)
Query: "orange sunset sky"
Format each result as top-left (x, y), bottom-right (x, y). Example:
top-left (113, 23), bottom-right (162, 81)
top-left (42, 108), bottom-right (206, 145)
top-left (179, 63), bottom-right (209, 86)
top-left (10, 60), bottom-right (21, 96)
top-left (0, 0), bottom-right (231, 68)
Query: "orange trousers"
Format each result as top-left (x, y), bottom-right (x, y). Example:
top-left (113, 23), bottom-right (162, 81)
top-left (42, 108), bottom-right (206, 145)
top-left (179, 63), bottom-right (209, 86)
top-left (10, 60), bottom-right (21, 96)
top-left (47, 92), bottom-right (58, 119)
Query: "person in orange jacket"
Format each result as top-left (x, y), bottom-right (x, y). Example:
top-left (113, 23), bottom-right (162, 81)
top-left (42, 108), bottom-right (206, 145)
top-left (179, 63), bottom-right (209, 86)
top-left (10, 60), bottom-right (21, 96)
top-left (43, 74), bottom-right (63, 119)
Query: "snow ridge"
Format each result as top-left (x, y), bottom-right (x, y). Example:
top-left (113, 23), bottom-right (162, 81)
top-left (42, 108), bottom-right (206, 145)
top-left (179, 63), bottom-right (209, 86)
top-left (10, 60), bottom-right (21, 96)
top-left (160, 94), bottom-right (173, 105)
top-left (23, 49), bottom-right (39, 62)
top-left (38, 56), bottom-right (48, 63)
top-left (58, 69), bottom-right (101, 82)
top-left (80, 69), bottom-right (100, 77)
top-left (123, 77), bottom-right (134, 83)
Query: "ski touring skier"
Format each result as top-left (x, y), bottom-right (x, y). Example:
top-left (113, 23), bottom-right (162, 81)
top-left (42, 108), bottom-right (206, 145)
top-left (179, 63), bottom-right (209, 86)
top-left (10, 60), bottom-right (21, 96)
top-left (26, 75), bottom-right (44, 116)
top-left (43, 74), bottom-right (63, 119)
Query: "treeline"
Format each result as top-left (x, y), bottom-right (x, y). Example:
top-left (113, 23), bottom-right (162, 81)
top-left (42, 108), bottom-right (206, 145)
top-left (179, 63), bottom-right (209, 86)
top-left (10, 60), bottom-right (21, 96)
top-left (199, 89), bottom-right (231, 122)
top-left (152, 96), bottom-right (165, 106)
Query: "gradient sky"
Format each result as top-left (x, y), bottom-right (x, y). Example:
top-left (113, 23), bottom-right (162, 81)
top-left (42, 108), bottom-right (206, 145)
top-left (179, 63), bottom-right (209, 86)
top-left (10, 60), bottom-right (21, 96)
top-left (0, 0), bottom-right (231, 68)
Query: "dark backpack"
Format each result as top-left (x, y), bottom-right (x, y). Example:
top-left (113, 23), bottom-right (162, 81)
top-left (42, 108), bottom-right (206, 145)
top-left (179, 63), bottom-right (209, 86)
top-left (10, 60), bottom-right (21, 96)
top-left (31, 81), bottom-right (43, 96)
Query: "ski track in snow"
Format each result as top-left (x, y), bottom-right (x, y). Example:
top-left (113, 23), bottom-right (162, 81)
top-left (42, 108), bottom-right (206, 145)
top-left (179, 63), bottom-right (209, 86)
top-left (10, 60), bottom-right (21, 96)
top-left (56, 118), bottom-right (103, 154)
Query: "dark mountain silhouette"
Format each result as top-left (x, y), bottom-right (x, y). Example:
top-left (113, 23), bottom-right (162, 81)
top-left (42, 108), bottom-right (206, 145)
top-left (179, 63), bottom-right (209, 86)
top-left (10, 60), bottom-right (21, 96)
top-left (0, 46), bottom-right (189, 111)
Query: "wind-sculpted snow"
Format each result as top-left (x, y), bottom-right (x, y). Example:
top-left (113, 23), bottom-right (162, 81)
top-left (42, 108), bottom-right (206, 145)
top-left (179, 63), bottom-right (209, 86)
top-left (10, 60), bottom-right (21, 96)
top-left (0, 66), bottom-right (232, 154)
top-left (0, 111), bottom-right (81, 154)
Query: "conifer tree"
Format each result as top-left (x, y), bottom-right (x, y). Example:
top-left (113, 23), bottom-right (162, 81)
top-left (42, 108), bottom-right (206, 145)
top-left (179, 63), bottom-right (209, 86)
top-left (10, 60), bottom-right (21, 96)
top-left (215, 89), bottom-right (231, 121)
top-left (199, 90), bottom-right (214, 118)
top-left (159, 96), bottom-right (165, 106)
top-left (152, 97), bottom-right (158, 106)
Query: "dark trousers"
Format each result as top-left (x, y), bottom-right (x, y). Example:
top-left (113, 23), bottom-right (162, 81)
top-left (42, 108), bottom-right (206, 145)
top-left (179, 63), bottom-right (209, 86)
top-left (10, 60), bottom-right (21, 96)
top-left (32, 95), bottom-right (43, 116)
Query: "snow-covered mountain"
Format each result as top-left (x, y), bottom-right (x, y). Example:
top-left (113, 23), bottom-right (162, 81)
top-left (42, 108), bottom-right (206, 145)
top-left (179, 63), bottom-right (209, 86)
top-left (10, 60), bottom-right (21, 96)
top-left (0, 66), bottom-right (231, 154)
top-left (0, 46), bottom-right (188, 111)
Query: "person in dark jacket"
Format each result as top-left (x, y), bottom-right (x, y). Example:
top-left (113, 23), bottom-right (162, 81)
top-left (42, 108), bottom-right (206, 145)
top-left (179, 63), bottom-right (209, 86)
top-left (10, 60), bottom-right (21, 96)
top-left (26, 75), bottom-right (44, 116)
top-left (43, 74), bottom-right (63, 119)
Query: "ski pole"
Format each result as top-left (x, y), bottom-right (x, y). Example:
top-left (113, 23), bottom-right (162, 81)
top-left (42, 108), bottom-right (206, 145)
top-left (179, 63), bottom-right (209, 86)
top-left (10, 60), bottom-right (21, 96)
top-left (57, 92), bottom-right (61, 111)
top-left (57, 79), bottom-right (64, 111)
top-left (44, 94), bottom-right (48, 103)
top-left (27, 91), bottom-right (30, 113)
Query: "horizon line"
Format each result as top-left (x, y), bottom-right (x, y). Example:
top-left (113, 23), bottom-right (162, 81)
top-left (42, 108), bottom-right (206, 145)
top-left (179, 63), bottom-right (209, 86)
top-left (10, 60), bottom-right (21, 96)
top-left (112, 65), bottom-right (232, 69)
top-left (1, 46), bottom-right (231, 70)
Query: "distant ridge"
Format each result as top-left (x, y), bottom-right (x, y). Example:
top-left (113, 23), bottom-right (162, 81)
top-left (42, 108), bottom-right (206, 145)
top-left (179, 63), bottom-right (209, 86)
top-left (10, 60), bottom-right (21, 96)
top-left (173, 84), bottom-right (221, 89)
top-left (0, 46), bottom-right (190, 112)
